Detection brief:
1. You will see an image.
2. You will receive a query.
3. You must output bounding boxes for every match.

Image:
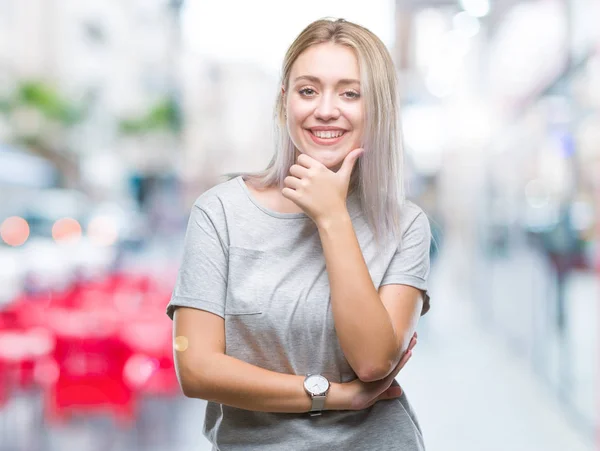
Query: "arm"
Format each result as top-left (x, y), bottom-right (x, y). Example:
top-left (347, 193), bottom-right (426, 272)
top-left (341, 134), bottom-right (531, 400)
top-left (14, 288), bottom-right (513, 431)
top-left (281, 153), bottom-right (431, 383)
top-left (173, 306), bottom-right (349, 412)
top-left (167, 200), bottom-right (343, 412)
top-left (317, 214), bottom-right (423, 382)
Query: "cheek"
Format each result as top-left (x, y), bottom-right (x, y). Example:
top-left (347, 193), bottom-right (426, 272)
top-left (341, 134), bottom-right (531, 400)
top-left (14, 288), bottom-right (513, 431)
top-left (349, 109), bottom-right (365, 141)
top-left (287, 104), bottom-right (314, 143)
top-left (286, 115), bottom-right (303, 141)
top-left (288, 100), bottom-right (312, 125)
top-left (286, 105), bottom-right (308, 149)
top-left (352, 105), bottom-right (365, 129)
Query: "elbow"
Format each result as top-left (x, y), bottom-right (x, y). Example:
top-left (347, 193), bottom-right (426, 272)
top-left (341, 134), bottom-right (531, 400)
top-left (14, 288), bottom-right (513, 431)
top-left (178, 366), bottom-right (210, 399)
top-left (356, 360), bottom-right (395, 383)
top-left (181, 379), bottom-right (211, 400)
top-left (176, 351), bottom-right (223, 400)
top-left (180, 377), bottom-right (201, 399)
top-left (180, 381), bottom-right (200, 399)
top-left (355, 342), bottom-right (407, 382)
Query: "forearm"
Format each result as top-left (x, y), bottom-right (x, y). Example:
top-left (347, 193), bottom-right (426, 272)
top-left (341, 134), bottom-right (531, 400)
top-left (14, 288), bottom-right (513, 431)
top-left (178, 352), bottom-right (346, 413)
top-left (317, 213), bottom-right (400, 381)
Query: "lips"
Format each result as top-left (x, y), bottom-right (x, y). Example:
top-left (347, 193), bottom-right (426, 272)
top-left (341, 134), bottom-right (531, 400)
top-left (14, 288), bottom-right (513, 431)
top-left (306, 128), bottom-right (347, 146)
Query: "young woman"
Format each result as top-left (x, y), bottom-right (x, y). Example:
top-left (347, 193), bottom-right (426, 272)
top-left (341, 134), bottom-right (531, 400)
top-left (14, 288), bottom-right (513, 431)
top-left (167, 18), bottom-right (431, 450)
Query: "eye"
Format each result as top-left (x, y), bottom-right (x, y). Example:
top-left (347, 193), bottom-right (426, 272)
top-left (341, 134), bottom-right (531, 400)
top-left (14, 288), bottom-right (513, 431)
top-left (299, 87), bottom-right (317, 97)
top-left (343, 91), bottom-right (360, 99)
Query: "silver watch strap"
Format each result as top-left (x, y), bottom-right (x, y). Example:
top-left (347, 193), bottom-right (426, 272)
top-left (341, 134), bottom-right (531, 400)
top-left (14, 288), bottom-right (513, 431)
top-left (309, 394), bottom-right (327, 416)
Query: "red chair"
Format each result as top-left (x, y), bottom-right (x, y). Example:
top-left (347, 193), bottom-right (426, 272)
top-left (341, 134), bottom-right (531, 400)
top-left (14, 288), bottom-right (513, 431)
top-left (0, 303), bottom-right (55, 392)
top-left (0, 360), bottom-right (9, 408)
top-left (120, 316), bottom-right (178, 396)
top-left (43, 309), bottom-right (136, 427)
top-left (1, 267), bottom-right (179, 428)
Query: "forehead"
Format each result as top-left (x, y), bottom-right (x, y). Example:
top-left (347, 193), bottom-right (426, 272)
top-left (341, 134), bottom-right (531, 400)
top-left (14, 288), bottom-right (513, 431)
top-left (290, 42), bottom-right (360, 82)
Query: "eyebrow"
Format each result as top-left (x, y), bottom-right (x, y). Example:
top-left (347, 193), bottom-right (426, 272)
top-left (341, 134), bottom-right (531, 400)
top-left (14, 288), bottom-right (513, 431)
top-left (293, 75), bottom-right (360, 85)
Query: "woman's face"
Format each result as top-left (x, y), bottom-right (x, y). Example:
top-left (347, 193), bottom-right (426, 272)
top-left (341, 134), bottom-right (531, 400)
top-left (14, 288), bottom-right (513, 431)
top-left (285, 42), bottom-right (364, 171)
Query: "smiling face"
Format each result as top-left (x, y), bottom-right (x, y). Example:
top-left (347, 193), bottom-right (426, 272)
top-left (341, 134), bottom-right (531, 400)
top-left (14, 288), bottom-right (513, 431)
top-left (285, 42), bottom-right (364, 171)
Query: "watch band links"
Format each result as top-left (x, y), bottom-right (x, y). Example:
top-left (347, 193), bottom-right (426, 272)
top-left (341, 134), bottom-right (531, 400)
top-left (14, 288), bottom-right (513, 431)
top-left (309, 394), bottom-right (326, 416)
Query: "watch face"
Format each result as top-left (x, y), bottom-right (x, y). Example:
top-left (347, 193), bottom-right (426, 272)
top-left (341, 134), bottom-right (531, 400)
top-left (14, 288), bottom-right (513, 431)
top-left (304, 375), bottom-right (329, 395)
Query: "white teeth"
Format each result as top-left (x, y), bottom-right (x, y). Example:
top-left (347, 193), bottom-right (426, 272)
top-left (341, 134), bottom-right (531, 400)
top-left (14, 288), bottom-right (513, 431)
top-left (312, 130), bottom-right (344, 139)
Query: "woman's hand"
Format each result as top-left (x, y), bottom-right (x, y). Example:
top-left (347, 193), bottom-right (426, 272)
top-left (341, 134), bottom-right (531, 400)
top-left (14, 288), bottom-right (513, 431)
top-left (340, 332), bottom-right (418, 411)
top-left (282, 149), bottom-right (363, 227)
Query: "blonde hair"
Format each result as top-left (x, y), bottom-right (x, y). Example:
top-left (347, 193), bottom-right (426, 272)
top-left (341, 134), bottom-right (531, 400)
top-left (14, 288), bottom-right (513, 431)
top-left (229, 18), bottom-right (405, 243)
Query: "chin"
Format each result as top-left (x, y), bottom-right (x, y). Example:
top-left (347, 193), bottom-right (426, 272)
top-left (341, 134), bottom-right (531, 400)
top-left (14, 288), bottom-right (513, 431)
top-left (301, 147), bottom-right (350, 169)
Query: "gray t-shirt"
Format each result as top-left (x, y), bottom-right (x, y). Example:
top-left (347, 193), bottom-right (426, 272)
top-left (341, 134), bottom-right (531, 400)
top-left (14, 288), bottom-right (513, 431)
top-left (166, 175), bottom-right (431, 450)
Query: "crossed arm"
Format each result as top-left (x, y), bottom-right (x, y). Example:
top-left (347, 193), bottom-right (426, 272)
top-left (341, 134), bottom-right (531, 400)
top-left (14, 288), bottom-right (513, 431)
top-left (317, 212), bottom-right (424, 382)
top-left (172, 204), bottom-right (427, 412)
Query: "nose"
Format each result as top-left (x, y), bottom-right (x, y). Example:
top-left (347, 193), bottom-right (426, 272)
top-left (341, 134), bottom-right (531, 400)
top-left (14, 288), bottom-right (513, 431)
top-left (314, 93), bottom-right (340, 121)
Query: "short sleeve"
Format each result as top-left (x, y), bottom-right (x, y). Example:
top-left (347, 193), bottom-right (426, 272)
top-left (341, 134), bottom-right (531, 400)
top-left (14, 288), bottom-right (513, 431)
top-left (380, 211), bottom-right (432, 316)
top-left (166, 203), bottom-right (228, 320)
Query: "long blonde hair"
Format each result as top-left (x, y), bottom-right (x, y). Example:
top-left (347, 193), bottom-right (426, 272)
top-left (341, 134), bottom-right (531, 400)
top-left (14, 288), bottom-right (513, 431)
top-left (230, 18), bottom-right (405, 243)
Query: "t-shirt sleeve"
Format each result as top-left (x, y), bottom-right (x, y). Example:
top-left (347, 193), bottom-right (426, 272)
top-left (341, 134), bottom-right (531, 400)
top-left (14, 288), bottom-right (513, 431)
top-left (166, 202), bottom-right (228, 320)
top-left (380, 210), bottom-right (432, 316)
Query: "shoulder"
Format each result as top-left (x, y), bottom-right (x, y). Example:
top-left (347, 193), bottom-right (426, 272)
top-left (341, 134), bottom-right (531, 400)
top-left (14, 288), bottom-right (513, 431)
top-left (185, 177), bottom-right (244, 244)
top-left (192, 176), bottom-right (243, 215)
top-left (399, 200), bottom-right (431, 238)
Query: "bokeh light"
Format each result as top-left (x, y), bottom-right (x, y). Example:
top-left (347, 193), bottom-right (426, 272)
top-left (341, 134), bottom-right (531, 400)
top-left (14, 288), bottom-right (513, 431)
top-left (87, 215), bottom-right (119, 247)
top-left (123, 354), bottom-right (160, 388)
top-left (459, 0), bottom-right (490, 18)
top-left (0, 216), bottom-right (30, 246)
top-left (453, 11), bottom-right (480, 38)
top-left (174, 336), bottom-right (189, 352)
top-left (52, 218), bottom-right (82, 243)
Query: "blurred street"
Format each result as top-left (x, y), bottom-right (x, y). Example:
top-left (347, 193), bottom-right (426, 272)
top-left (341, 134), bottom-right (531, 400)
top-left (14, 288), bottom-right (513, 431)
top-left (404, 238), bottom-right (595, 451)
top-left (1, 236), bottom-right (596, 450)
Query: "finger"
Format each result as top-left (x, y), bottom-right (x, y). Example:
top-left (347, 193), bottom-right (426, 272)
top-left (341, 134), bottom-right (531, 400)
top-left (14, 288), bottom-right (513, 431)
top-left (376, 349), bottom-right (412, 391)
top-left (281, 187), bottom-right (299, 201)
top-left (338, 148), bottom-right (363, 178)
top-left (407, 336), bottom-right (417, 352)
top-left (296, 153), bottom-right (321, 169)
top-left (289, 164), bottom-right (310, 179)
top-left (376, 385), bottom-right (403, 402)
top-left (283, 175), bottom-right (302, 190)
top-left (395, 350), bottom-right (412, 373)
top-left (376, 351), bottom-right (410, 392)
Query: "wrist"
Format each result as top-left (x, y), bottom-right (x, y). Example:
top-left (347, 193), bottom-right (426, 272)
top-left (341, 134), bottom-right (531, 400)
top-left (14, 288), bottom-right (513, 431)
top-left (316, 209), bottom-right (351, 232)
top-left (324, 382), bottom-right (348, 411)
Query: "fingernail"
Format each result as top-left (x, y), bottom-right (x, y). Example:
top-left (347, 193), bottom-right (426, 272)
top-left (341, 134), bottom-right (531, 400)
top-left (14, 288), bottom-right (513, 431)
top-left (391, 386), bottom-right (402, 396)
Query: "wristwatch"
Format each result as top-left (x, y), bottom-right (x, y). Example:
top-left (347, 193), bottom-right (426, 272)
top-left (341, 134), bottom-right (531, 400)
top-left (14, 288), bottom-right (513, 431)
top-left (303, 374), bottom-right (330, 416)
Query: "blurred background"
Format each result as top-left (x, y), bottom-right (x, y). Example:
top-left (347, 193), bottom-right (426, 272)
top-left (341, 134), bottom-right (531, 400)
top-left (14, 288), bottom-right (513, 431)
top-left (0, 0), bottom-right (599, 450)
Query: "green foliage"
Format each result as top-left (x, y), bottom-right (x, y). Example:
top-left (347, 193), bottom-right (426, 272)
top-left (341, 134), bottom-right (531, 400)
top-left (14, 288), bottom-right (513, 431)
top-left (119, 96), bottom-right (181, 135)
top-left (16, 81), bottom-right (83, 125)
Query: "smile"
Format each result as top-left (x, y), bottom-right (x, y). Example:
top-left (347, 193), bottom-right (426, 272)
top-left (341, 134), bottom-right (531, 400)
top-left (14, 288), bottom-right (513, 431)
top-left (306, 129), bottom-right (347, 146)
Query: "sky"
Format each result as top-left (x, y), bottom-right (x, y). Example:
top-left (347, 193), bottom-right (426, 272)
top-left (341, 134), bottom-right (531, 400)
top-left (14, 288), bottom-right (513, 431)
top-left (181, 0), bottom-right (396, 76)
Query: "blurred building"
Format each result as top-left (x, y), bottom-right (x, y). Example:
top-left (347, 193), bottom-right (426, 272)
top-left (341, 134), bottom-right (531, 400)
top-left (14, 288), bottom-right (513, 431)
top-left (394, 0), bottom-right (600, 436)
top-left (179, 57), bottom-right (277, 198)
top-left (0, 0), bottom-right (184, 198)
